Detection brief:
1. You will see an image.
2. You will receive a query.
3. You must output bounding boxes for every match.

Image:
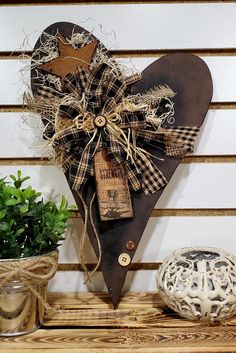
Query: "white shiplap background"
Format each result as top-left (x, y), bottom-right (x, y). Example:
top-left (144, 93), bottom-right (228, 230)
top-left (0, 2), bottom-right (236, 292)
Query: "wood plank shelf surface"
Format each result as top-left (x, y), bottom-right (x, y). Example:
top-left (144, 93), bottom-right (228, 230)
top-left (2, 292), bottom-right (236, 353)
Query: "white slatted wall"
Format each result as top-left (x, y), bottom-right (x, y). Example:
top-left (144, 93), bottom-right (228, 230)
top-left (0, 2), bottom-right (235, 292)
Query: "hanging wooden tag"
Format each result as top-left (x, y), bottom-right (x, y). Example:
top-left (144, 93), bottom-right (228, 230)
top-left (94, 149), bottom-right (133, 221)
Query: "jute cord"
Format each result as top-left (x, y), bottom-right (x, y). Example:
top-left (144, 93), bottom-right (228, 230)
top-left (0, 251), bottom-right (59, 317)
top-left (76, 191), bottom-right (102, 283)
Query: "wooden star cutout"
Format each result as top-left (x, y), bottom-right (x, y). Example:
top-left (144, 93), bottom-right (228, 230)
top-left (38, 33), bottom-right (97, 80)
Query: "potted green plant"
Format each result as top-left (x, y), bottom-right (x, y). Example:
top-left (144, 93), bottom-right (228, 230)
top-left (0, 170), bottom-right (72, 336)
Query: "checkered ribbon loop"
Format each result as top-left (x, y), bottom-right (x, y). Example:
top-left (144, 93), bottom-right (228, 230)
top-left (163, 126), bottom-right (200, 157)
top-left (39, 63), bottom-right (199, 195)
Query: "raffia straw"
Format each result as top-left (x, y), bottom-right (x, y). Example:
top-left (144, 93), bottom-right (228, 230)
top-left (23, 30), bottom-right (131, 91)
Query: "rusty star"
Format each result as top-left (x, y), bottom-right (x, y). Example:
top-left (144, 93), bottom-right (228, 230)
top-left (38, 33), bottom-right (97, 80)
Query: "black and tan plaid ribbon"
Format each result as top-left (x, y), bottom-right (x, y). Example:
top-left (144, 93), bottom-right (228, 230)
top-left (38, 63), bottom-right (199, 195)
top-left (163, 126), bottom-right (200, 157)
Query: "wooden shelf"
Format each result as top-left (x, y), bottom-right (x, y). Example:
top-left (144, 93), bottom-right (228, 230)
top-left (1, 292), bottom-right (236, 352)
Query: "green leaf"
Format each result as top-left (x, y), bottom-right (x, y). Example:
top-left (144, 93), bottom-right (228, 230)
top-left (0, 222), bottom-right (11, 232)
top-left (0, 170), bottom-right (71, 259)
top-left (0, 209), bottom-right (6, 220)
top-left (9, 174), bottom-right (17, 182)
top-left (21, 176), bottom-right (30, 183)
top-left (5, 198), bottom-right (20, 206)
top-left (59, 195), bottom-right (66, 210)
top-left (22, 247), bottom-right (31, 258)
top-left (22, 186), bottom-right (32, 199)
top-left (11, 170), bottom-right (30, 189)
top-left (15, 228), bottom-right (25, 237)
top-left (19, 205), bottom-right (29, 214)
top-left (17, 170), bottom-right (22, 179)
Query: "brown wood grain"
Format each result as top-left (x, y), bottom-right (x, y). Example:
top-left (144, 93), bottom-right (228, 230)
top-left (42, 292), bottom-right (236, 328)
top-left (47, 291), bottom-right (158, 306)
top-left (1, 292), bottom-right (236, 352)
top-left (46, 291), bottom-right (164, 310)
top-left (1, 327), bottom-right (236, 352)
top-left (45, 307), bottom-right (192, 328)
top-left (1, 155), bottom-right (236, 166)
top-left (57, 262), bottom-right (162, 271)
top-left (1, 349), bottom-right (236, 353)
top-left (1, 48), bottom-right (236, 59)
top-left (0, 102), bottom-right (235, 112)
top-left (0, 0), bottom-right (236, 5)
top-left (50, 208), bottom-right (236, 218)
top-left (151, 208), bottom-right (236, 217)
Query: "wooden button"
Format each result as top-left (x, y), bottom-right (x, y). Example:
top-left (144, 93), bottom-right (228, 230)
top-left (94, 115), bottom-right (107, 128)
top-left (126, 241), bottom-right (135, 251)
top-left (118, 253), bottom-right (131, 267)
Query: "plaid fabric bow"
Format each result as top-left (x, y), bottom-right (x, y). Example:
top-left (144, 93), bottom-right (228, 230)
top-left (38, 63), bottom-right (199, 195)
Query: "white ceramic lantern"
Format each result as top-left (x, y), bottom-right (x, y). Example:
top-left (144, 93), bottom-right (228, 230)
top-left (156, 247), bottom-right (236, 322)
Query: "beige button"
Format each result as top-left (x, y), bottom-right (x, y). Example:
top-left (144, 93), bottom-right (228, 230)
top-left (94, 115), bottom-right (107, 128)
top-left (118, 253), bottom-right (131, 267)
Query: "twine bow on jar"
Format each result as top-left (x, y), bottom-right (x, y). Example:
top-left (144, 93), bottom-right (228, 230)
top-left (0, 251), bottom-right (59, 316)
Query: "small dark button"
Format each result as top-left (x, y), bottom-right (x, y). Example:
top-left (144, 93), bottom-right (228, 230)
top-left (126, 241), bottom-right (135, 251)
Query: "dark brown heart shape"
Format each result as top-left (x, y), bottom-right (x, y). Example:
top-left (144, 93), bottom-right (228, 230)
top-left (31, 22), bottom-right (213, 307)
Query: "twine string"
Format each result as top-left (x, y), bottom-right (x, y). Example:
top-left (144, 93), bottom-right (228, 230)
top-left (76, 191), bottom-right (102, 284)
top-left (86, 192), bottom-right (102, 283)
top-left (0, 251), bottom-right (58, 316)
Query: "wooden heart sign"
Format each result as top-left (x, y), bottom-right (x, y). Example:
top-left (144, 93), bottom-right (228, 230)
top-left (29, 22), bottom-right (213, 307)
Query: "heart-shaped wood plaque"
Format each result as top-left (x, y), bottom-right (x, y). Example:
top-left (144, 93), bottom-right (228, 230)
top-left (30, 22), bottom-right (213, 307)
